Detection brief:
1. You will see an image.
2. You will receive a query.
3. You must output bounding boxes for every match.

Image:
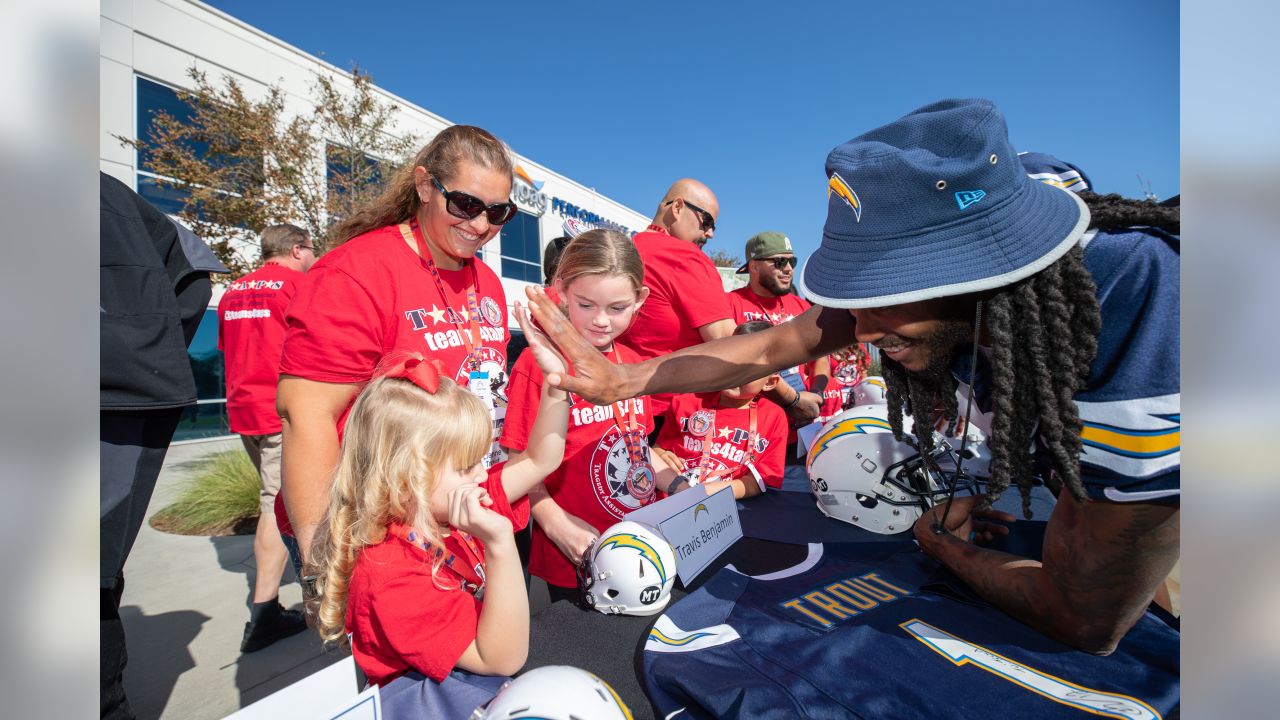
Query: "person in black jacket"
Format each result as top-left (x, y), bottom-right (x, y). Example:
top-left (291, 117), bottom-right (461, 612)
top-left (100, 172), bottom-right (226, 719)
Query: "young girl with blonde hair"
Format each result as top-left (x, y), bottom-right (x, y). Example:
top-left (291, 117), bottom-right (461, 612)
top-left (499, 229), bottom-right (662, 603)
top-left (308, 307), bottom-right (568, 718)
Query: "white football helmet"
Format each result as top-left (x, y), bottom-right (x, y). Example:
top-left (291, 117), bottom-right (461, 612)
top-left (851, 376), bottom-right (888, 406)
top-left (806, 404), bottom-right (987, 534)
top-left (577, 521), bottom-right (678, 616)
top-left (471, 665), bottom-right (633, 720)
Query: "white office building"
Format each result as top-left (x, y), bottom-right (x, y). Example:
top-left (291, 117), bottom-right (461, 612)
top-left (100, 0), bottom-right (652, 440)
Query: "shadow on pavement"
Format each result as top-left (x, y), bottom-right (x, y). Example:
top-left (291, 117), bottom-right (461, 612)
top-left (120, 606), bottom-right (209, 720)
top-left (208, 533), bottom-right (302, 614)
top-left (233, 629), bottom-right (351, 708)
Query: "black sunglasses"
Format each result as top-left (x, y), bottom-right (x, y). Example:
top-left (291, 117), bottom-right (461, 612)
top-left (432, 178), bottom-right (519, 225)
top-left (757, 256), bottom-right (797, 269)
top-left (665, 198), bottom-right (716, 233)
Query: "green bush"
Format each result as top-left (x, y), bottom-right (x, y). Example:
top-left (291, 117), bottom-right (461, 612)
top-left (151, 449), bottom-right (261, 536)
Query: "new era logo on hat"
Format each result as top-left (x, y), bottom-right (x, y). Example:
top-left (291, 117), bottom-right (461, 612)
top-left (954, 190), bottom-right (987, 210)
top-left (798, 98), bottom-right (1090, 309)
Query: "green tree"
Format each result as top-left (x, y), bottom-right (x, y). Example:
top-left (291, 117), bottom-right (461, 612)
top-left (117, 67), bottom-right (417, 276)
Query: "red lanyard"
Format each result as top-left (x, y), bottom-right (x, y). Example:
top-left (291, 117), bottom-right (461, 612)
top-left (695, 399), bottom-right (758, 482)
top-left (399, 221), bottom-right (484, 370)
top-left (608, 348), bottom-right (647, 464)
top-left (388, 523), bottom-right (487, 598)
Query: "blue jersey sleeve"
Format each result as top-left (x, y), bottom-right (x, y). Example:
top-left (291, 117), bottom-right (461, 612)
top-left (1072, 229), bottom-right (1180, 504)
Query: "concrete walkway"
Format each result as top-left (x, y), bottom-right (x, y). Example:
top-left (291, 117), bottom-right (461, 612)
top-left (120, 438), bottom-right (348, 720)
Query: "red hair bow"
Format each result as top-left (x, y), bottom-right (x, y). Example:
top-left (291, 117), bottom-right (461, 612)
top-left (386, 356), bottom-right (444, 394)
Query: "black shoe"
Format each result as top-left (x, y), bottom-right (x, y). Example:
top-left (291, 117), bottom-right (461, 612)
top-left (240, 602), bottom-right (307, 653)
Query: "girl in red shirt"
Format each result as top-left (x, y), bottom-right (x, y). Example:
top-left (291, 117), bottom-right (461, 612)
top-left (309, 335), bottom-right (568, 718)
top-left (500, 229), bottom-right (658, 600)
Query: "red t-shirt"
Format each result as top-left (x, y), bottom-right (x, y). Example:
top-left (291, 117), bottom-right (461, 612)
top-left (656, 392), bottom-right (788, 490)
top-left (217, 262), bottom-right (303, 435)
top-left (726, 286), bottom-right (811, 327)
top-left (500, 346), bottom-right (655, 588)
top-left (623, 227), bottom-right (732, 414)
top-left (345, 465), bottom-right (528, 686)
top-left (281, 224), bottom-right (510, 397)
top-left (727, 286), bottom-right (813, 389)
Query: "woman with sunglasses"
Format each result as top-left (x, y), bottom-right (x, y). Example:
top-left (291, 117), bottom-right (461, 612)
top-left (276, 125), bottom-right (523, 567)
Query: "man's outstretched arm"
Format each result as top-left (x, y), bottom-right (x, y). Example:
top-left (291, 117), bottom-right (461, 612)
top-left (524, 285), bottom-right (857, 405)
top-left (913, 493), bottom-right (1180, 654)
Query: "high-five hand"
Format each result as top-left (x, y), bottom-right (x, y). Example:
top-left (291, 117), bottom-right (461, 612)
top-left (524, 285), bottom-right (627, 405)
top-left (513, 300), bottom-right (567, 380)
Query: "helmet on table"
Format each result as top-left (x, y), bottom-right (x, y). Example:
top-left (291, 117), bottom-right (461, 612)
top-left (471, 665), bottom-right (633, 720)
top-left (850, 376), bottom-right (888, 406)
top-left (577, 521), bottom-right (678, 616)
top-left (806, 404), bottom-right (986, 534)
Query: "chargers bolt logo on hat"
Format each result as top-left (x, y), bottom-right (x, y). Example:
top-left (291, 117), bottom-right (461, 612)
top-left (955, 190), bottom-right (987, 210)
top-left (828, 172), bottom-right (862, 223)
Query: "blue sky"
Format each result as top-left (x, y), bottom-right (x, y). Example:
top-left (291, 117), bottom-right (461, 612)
top-left (204, 0), bottom-right (1178, 263)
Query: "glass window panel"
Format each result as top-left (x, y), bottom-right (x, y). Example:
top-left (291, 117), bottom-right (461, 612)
top-left (135, 75), bottom-right (259, 197)
top-left (172, 402), bottom-right (231, 442)
top-left (188, 308), bottom-right (226, 401)
top-left (136, 175), bottom-right (192, 216)
top-left (498, 211), bottom-right (541, 281)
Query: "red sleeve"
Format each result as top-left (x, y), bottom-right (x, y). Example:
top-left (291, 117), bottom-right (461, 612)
top-left (725, 290), bottom-right (746, 325)
top-left (370, 573), bottom-right (475, 682)
top-left (280, 265), bottom-right (389, 383)
top-left (498, 350), bottom-right (540, 453)
top-left (485, 462), bottom-right (529, 531)
top-left (664, 247), bottom-right (732, 330)
top-left (755, 405), bottom-right (789, 489)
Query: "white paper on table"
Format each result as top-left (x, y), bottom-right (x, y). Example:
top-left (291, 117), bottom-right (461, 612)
top-left (225, 656), bottom-right (376, 720)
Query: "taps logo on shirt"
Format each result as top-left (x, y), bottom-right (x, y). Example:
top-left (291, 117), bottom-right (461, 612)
top-left (589, 426), bottom-right (654, 518)
top-left (454, 346), bottom-right (510, 407)
top-left (740, 310), bottom-right (797, 325)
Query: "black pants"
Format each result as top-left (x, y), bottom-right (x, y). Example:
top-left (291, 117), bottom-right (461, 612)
top-left (100, 408), bottom-right (183, 719)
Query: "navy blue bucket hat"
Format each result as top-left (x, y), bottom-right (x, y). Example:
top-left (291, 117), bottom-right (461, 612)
top-left (798, 99), bottom-right (1090, 309)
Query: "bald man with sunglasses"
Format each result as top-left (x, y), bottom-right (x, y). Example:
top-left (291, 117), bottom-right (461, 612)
top-left (621, 179), bottom-right (735, 420)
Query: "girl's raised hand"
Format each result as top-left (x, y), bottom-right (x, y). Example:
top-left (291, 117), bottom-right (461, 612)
top-left (513, 300), bottom-right (568, 379)
top-left (448, 483), bottom-right (512, 544)
top-left (523, 286), bottom-right (626, 404)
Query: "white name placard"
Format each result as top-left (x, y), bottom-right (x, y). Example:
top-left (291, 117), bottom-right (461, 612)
top-left (626, 485), bottom-right (742, 585)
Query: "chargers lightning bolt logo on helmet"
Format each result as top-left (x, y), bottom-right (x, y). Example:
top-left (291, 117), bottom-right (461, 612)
top-left (828, 172), bottom-right (862, 222)
top-left (597, 533), bottom-right (668, 584)
top-left (806, 416), bottom-right (893, 473)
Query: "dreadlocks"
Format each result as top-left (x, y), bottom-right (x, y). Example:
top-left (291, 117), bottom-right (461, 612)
top-left (1078, 191), bottom-right (1179, 234)
top-left (882, 245), bottom-right (1100, 518)
top-left (882, 193), bottom-right (1177, 517)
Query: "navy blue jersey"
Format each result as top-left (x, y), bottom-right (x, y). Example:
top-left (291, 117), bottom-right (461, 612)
top-left (643, 543), bottom-right (1179, 719)
top-left (952, 228), bottom-right (1180, 505)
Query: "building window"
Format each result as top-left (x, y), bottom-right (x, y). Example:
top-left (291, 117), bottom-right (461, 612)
top-left (173, 308), bottom-right (231, 442)
top-left (134, 75), bottom-right (257, 219)
top-left (326, 144), bottom-right (389, 198)
top-left (499, 210), bottom-right (542, 283)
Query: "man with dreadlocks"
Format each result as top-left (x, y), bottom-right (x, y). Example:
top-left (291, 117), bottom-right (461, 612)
top-left (522, 99), bottom-right (1179, 655)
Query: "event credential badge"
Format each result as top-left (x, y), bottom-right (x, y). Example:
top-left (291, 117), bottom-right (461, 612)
top-left (469, 369), bottom-right (508, 469)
